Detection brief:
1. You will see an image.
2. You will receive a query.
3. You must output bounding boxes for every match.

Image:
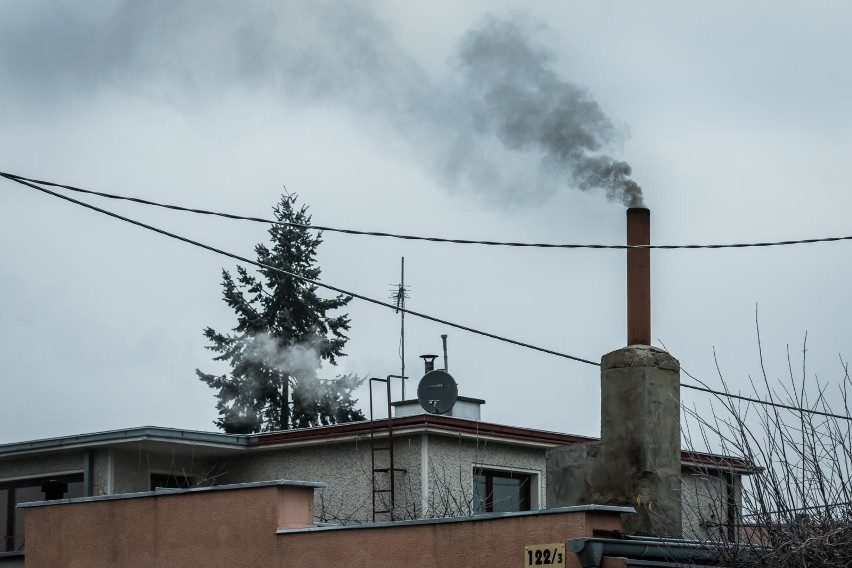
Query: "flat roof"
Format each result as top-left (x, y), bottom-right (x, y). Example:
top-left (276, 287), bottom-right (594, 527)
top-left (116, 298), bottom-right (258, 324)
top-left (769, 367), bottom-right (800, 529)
top-left (253, 414), bottom-right (596, 447)
top-left (277, 505), bottom-right (636, 534)
top-left (17, 478), bottom-right (326, 509)
top-left (0, 420), bottom-right (753, 472)
top-left (0, 426), bottom-right (250, 458)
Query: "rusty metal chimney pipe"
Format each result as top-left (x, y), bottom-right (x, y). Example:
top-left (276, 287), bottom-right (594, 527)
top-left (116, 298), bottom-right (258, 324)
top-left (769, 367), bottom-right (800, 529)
top-left (420, 354), bottom-right (438, 374)
top-left (626, 208), bottom-right (651, 345)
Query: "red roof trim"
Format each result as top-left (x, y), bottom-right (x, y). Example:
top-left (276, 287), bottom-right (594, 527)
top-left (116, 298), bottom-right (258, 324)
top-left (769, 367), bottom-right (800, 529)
top-left (251, 416), bottom-right (753, 471)
top-left (251, 415), bottom-right (595, 446)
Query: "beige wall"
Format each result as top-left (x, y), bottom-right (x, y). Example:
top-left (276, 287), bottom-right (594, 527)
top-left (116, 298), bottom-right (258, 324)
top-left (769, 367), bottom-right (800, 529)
top-left (21, 482), bottom-right (627, 568)
top-left (424, 435), bottom-right (547, 516)
top-left (0, 447), bottom-right (224, 497)
top-left (681, 467), bottom-right (742, 540)
top-left (221, 433), bottom-right (547, 522)
top-left (0, 451), bottom-right (84, 483)
top-left (103, 448), bottom-right (221, 494)
top-left (221, 437), bottom-right (417, 523)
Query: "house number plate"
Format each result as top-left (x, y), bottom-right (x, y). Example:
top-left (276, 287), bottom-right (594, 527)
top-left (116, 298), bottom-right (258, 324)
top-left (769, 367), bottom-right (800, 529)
top-left (524, 543), bottom-right (565, 567)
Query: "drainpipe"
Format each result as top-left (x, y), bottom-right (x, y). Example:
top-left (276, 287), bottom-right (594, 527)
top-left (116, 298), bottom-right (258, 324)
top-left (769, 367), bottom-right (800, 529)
top-left (568, 537), bottom-right (763, 568)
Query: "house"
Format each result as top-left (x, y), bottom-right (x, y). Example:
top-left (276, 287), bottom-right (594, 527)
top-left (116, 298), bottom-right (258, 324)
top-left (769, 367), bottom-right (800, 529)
top-left (1, 395), bottom-right (750, 561)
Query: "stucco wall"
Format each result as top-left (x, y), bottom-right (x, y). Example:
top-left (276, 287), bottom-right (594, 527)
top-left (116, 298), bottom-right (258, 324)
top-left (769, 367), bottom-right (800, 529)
top-left (0, 447), bottom-right (224, 498)
top-left (681, 467), bottom-right (742, 540)
top-left (222, 435), bottom-right (423, 523)
top-left (1, 433), bottom-right (548, 526)
top-left (280, 510), bottom-right (622, 568)
top-left (549, 447), bottom-right (744, 541)
top-left (220, 433), bottom-right (546, 523)
top-left (424, 435), bottom-right (547, 516)
top-left (21, 483), bottom-right (628, 568)
top-left (105, 448), bottom-right (221, 494)
top-left (0, 451), bottom-right (85, 483)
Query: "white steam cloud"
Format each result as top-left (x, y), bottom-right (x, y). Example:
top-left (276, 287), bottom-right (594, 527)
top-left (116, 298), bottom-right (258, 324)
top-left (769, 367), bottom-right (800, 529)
top-left (243, 332), bottom-right (322, 380)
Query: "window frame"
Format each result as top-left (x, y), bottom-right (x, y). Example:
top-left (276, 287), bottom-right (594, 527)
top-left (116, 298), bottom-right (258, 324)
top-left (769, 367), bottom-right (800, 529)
top-left (472, 467), bottom-right (534, 514)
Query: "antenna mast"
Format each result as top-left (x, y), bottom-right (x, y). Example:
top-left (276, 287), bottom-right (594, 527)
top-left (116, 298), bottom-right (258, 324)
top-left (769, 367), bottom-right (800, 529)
top-left (391, 257), bottom-right (410, 398)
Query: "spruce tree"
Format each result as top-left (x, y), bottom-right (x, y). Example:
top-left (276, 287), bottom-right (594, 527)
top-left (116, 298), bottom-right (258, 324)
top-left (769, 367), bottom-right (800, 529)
top-left (197, 193), bottom-right (365, 433)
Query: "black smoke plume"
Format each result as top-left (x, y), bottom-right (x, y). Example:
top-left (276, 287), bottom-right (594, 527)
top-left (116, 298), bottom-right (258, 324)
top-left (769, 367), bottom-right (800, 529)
top-left (0, 3), bottom-right (643, 206)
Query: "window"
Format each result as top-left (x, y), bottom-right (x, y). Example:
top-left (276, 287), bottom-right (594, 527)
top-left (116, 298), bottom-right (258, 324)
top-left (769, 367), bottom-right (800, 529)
top-left (473, 468), bottom-right (532, 513)
top-left (2, 474), bottom-right (84, 552)
top-left (150, 473), bottom-right (193, 490)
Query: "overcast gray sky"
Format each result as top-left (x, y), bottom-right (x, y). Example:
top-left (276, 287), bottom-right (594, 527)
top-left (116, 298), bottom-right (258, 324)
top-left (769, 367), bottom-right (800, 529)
top-left (2, 1), bottom-right (851, 445)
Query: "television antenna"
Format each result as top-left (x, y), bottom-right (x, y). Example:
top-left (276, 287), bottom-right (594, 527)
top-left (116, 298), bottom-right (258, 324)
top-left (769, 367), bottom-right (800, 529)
top-left (389, 257), bottom-right (411, 398)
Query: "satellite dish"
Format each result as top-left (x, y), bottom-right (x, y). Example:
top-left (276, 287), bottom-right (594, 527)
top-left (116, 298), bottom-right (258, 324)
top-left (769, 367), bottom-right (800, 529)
top-left (417, 370), bottom-right (458, 414)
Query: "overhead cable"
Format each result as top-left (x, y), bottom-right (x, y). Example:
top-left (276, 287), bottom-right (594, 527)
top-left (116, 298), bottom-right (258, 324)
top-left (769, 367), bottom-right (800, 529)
top-left (680, 379), bottom-right (852, 422)
top-left (3, 171), bottom-right (851, 251)
top-left (3, 173), bottom-right (598, 367)
top-left (679, 361), bottom-right (852, 422)
top-left (4, 173), bottom-right (852, 421)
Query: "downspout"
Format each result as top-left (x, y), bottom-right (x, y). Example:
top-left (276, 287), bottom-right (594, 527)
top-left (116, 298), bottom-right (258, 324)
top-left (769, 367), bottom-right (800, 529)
top-left (568, 537), bottom-right (761, 568)
top-left (726, 472), bottom-right (737, 542)
top-left (420, 434), bottom-right (429, 518)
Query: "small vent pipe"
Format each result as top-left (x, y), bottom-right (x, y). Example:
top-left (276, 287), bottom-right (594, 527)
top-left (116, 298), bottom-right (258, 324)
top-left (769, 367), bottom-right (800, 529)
top-left (441, 334), bottom-right (448, 371)
top-left (420, 354), bottom-right (438, 373)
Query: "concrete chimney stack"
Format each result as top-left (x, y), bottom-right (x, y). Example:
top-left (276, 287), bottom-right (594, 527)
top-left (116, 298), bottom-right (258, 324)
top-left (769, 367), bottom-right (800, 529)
top-left (547, 207), bottom-right (682, 537)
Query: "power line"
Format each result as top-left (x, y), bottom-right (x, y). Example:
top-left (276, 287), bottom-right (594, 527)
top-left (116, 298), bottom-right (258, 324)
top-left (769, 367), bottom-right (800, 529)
top-left (3, 171), bottom-right (852, 251)
top-left (4, 172), bottom-right (852, 422)
top-left (680, 369), bottom-right (852, 423)
top-left (4, 173), bottom-right (599, 367)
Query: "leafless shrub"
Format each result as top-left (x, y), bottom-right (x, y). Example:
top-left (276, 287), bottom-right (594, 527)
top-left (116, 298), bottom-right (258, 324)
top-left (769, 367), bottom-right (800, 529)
top-left (681, 314), bottom-right (852, 567)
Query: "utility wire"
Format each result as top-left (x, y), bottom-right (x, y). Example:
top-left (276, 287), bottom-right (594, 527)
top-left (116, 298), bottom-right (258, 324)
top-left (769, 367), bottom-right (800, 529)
top-left (3, 171), bottom-right (852, 251)
top-left (4, 173), bottom-right (852, 420)
top-left (3, 173), bottom-right (599, 367)
top-left (680, 378), bottom-right (852, 422)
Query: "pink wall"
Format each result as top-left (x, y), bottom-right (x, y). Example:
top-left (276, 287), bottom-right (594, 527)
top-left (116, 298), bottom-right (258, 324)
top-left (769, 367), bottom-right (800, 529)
top-left (22, 482), bottom-right (626, 568)
top-left (279, 511), bottom-right (623, 568)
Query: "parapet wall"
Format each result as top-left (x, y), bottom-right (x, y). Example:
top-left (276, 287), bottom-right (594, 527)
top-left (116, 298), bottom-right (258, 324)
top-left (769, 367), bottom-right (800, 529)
top-left (21, 479), bottom-right (631, 568)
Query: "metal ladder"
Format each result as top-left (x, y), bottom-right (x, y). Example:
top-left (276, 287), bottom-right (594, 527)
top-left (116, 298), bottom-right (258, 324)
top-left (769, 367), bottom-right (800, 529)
top-left (369, 375), bottom-right (407, 521)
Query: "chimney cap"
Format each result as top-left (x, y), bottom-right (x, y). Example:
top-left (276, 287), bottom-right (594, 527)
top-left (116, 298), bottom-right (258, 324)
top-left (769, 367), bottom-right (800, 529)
top-left (419, 354), bottom-right (439, 361)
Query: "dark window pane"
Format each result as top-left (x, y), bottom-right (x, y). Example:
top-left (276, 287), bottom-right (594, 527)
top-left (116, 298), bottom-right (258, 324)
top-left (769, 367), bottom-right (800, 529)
top-left (13, 485), bottom-right (43, 551)
top-left (150, 473), bottom-right (192, 490)
top-left (472, 469), bottom-right (531, 514)
top-left (492, 476), bottom-right (524, 513)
